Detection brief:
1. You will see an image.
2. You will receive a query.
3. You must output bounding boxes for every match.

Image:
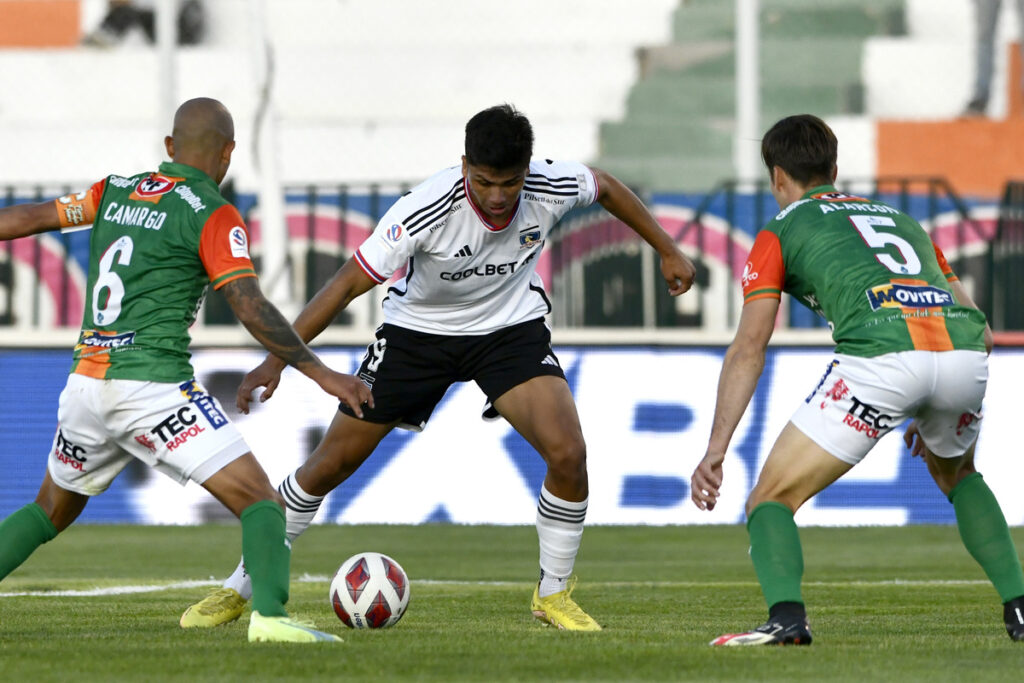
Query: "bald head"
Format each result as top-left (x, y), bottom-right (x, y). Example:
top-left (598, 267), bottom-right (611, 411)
top-left (172, 97), bottom-right (234, 149)
top-left (165, 97), bottom-right (236, 183)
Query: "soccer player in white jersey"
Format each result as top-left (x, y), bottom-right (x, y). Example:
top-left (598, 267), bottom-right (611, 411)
top-left (181, 104), bottom-right (696, 631)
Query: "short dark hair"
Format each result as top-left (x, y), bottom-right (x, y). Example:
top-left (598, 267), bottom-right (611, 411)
top-left (464, 104), bottom-right (534, 170)
top-left (761, 114), bottom-right (837, 185)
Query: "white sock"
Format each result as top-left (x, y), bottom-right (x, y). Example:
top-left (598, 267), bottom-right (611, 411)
top-left (220, 471), bottom-right (325, 602)
top-left (278, 471), bottom-right (325, 541)
top-left (222, 557), bottom-right (251, 600)
top-left (536, 485), bottom-right (587, 598)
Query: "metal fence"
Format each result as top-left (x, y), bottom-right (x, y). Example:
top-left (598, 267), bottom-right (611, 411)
top-left (0, 176), bottom-right (1010, 339)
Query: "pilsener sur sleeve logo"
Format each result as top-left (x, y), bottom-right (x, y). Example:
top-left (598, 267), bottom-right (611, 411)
top-left (229, 226), bottom-right (250, 258)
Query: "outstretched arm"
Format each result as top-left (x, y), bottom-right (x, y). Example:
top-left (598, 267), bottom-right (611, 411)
top-left (690, 297), bottom-right (778, 511)
top-left (233, 258), bottom-right (378, 411)
top-left (220, 275), bottom-right (373, 415)
top-left (590, 167), bottom-right (696, 296)
top-left (0, 201), bottom-right (62, 241)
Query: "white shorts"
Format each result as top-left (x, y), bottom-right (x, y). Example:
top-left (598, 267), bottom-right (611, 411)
top-left (47, 374), bottom-right (251, 496)
top-left (791, 350), bottom-right (987, 465)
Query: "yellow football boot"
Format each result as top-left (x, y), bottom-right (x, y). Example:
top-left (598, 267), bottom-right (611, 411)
top-left (179, 587), bottom-right (248, 628)
top-left (530, 576), bottom-right (602, 631)
top-left (248, 612), bottom-right (343, 643)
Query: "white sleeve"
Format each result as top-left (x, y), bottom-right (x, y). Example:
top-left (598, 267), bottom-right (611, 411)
top-left (528, 159), bottom-right (599, 214)
top-left (353, 206), bottom-right (416, 284)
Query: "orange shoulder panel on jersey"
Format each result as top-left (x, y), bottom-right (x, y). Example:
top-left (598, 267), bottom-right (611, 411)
top-left (742, 230), bottom-right (785, 303)
top-left (55, 179), bottom-right (106, 228)
top-left (932, 241), bottom-right (959, 283)
top-left (199, 204), bottom-right (257, 289)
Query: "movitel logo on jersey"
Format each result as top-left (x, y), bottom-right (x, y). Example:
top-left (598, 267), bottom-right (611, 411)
top-left (130, 174), bottom-right (178, 204)
top-left (866, 283), bottom-right (954, 311)
top-left (229, 226), bottom-right (249, 258)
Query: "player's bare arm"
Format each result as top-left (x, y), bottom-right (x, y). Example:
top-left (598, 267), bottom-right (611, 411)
top-left (0, 201), bottom-right (62, 241)
top-left (691, 297), bottom-right (778, 511)
top-left (235, 258), bottom-right (379, 412)
top-left (220, 276), bottom-right (373, 415)
top-left (590, 166), bottom-right (696, 295)
top-left (949, 279), bottom-right (994, 353)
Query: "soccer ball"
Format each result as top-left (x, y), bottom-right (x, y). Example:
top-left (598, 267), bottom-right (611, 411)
top-left (329, 551), bottom-right (410, 629)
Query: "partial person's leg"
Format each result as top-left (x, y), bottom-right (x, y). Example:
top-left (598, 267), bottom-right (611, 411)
top-left (969, 0), bottom-right (1002, 110)
top-left (711, 422), bottom-right (853, 646)
top-left (219, 413), bottom-right (394, 600)
top-left (494, 375), bottom-right (599, 630)
top-left (925, 445), bottom-right (1024, 640)
top-left (746, 423), bottom-right (853, 612)
top-left (0, 472), bottom-right (88, 581)
top-left (201, 453), bottom-right (290, 618)
top-left (496, 375), bottom-right (588, 589)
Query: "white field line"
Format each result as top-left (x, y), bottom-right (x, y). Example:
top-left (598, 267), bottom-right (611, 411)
top-left (0, 575), bottom-right (990, 598)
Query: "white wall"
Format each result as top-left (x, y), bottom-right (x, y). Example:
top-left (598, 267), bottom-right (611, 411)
top-left (0, 0), bottom-right (678, 189)
top-left (863, 0), bottom-right (1018, 119)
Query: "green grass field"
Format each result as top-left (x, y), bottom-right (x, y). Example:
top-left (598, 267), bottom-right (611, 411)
top-left (1, 524), bottom-right (1021, 681)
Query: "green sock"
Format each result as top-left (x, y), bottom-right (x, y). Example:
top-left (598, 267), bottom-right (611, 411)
top-left (241, 500), bottom-right (290, 617)
top-left (0, 503), bottom-right (58, 581)
top-left (950, 472), bottom-right (1024, 603)
top-left (747, 501), bottom-right (805, 609)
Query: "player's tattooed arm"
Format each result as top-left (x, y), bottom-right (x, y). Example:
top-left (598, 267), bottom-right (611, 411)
top-left (0, 201), bottom-right (62, 241)
top-left (221, 276), bottom-right (322, 371)
top-left (221, 276), bottom-right (373, 415)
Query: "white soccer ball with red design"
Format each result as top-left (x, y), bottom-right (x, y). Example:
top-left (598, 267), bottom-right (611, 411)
top-left (329, 552), bottom-right (410, 629)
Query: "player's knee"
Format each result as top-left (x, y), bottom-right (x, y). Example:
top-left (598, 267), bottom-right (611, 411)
top-left (745, 485), bottom-right (799, 517)
top-left (543, 438), bottom-right (587, 484)
top-left (926, 453), bottom-right (975, 496)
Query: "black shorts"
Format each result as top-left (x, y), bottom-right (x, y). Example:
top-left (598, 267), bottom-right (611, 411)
top-left (339, 318), bottom-right (566, 430)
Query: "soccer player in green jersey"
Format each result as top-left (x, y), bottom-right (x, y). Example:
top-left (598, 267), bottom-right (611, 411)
top-left (0, 97), bottom-right (373, 644)
top-left (691, 114), bottom-right (1024, 645)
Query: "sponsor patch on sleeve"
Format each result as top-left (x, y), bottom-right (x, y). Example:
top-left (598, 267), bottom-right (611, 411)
top-left (229, 226), bottom-right (250, 258)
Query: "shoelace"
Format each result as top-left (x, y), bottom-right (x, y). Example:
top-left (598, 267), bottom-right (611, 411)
top-left (549, 577), bottom-right (594, 627)
top-left (196, 589), bottom-right (241, 615)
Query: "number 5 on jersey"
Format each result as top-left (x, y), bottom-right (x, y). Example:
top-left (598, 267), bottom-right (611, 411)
top-left (849, 215), bottom-right (921, 275)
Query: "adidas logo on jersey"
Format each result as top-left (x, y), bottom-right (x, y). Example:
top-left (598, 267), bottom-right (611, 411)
top-left (453, 245), bottom-right (473, 257)
top-left (541, 354), bottom-right (559, 367)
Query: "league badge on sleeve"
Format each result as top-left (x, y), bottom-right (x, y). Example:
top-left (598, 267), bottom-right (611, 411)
top-left (229, 226), bottom-right (250, 258)
top-left (378, 223), bottom-right (404, 251)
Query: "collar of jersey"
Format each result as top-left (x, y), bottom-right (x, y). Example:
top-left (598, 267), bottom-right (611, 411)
top-left (800, 184), bottom-right (837, 199)
top-left (158, 161), bottom-right (218, 187)
top-left (463, 176), bottom-right (521, 232)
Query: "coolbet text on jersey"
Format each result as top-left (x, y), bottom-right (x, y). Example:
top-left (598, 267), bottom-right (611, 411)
top-left (353, 159), bottom-right (598, 335)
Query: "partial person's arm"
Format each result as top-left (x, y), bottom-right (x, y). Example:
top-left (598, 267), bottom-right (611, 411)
top-left (220, 276), bottom-right (374, 415)
top-left (0, 201), bottom-right (62, 240)
top-left (933, 241), bottom-right (994, 354)
top-left (690, 297), bottom-right (778, 511)
top-left (949, 279), bottom-right (994, 354)
top-left (590, 167), bottom-right (696, 296)
top-left (235, 258), bottom-right (378, 411)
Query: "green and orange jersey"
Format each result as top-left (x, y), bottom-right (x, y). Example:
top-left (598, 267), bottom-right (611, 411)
top-left (742, 185), bottom-right (988, 357)
top-left (55, 161), bottom-right (257, 382)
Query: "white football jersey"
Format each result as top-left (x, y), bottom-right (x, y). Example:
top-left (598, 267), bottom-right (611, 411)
top-left (354, 160), bottom-right (598, 334)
